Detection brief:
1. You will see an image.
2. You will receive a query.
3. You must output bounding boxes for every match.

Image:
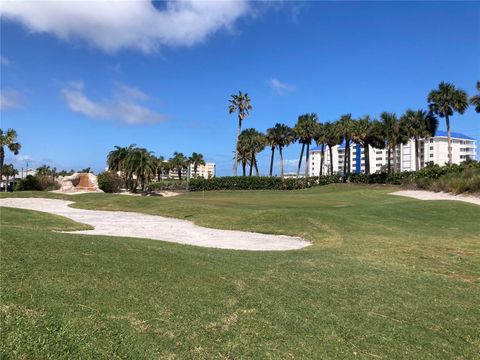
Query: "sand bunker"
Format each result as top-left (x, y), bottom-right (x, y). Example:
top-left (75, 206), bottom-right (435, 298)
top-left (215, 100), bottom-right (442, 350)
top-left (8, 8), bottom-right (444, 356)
top-left (390, 190), bottom-right (480, 206)
top-left (0, 198), bottom-right (310, 251)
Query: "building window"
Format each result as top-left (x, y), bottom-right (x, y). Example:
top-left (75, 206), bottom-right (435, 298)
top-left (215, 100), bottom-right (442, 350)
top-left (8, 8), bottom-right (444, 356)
top-left (430, 146), bottom-right (434, 150)
top-left (430, 154), bottom-right (434, 158)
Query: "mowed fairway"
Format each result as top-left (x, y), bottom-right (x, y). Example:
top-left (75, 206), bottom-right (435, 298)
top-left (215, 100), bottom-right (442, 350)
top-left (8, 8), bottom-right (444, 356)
top-left (1, 185), bottom-right (479, 359)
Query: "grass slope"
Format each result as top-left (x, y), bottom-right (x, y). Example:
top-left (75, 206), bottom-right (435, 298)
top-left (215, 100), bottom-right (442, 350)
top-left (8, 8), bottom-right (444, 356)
top-left (1, 185), bottom-right (479, 359)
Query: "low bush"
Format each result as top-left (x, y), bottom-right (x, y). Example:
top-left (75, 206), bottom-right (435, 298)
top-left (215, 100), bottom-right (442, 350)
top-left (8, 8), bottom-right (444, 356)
top-left (188, 175), bottom-right (342, 192)
top-left (148, 180), bottom-right (188, 191)
top-left (97, 171), bottom-right (123, 193)
top-left (15, 175), bottom-right (43, 191)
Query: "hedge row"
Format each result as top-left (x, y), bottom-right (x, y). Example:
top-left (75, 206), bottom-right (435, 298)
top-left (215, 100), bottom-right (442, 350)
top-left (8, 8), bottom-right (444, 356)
top-left (188, 175), bottom-right (342, 191)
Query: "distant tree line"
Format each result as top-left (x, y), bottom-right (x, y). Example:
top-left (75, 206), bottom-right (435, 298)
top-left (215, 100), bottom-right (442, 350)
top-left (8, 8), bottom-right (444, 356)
top-left (229, 81), bottom-right (479, 178)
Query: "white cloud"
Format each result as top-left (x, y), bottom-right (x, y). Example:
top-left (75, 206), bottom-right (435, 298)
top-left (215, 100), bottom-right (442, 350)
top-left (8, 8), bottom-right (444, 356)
top-left (0, 55), bottom-right (10, 65)
top-left (0, 0), bottom-right (250, 53)
top-left (268, 78), bottom-right (296, 94)
top-left (61, 82), bottom-right (167, 125)
top-left (0, 89), bottom-right (24, 110)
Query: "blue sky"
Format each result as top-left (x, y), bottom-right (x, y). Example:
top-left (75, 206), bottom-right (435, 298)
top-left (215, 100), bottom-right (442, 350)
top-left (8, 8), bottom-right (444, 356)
top-left (1, 1), bottom-right (479, 175)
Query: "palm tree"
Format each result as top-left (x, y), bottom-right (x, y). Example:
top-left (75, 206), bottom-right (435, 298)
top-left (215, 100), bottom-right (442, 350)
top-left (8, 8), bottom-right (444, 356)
top-left (2, 164), bottom-right (17, 192)
top-left (0, 128), bottom-right (21, 184)
top-left (338, 114), bottom-right (354, 178)
top-left (265, 126), bottom-right (278, 177)
top-left (400, 110), bottom-right (438, 170)
top-left (107, 144), bottom-right (136, 172)
top-left (155, 155), bottom-right (165, 181)
top-left (470, 81), bottom-right (480, 113)
top-left (381, 112), bottom-right (408, 174)
top-left (313, 123), bottom-right (328, 176)
top-left (293, 113), bottom-right (318, 178)
top-left (123, 148), bottom-right (156, 192)
top-left (428, 82), bottom-right (469, 165)
top-left (274, 123), bottom-right (295, 179)
top-left (235, 143), bottom-right (251, 177)
top-left (228, 91), bottom-right (252, 176)
top-left (324, 122), bottom-right (343, 175)
top-left (169, 152), bottom-right (188, 180)
top-left (266, 124), bottom-right (294, 177)
top-left (189, 152), bottom-right (206, 178)
top-left (351, 116), bottom-right (371, 174)
top-left (238, 129), bottom-right (265, 176)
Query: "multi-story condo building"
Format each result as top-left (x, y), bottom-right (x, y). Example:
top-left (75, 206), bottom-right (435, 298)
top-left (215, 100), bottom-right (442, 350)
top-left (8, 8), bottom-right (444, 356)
top-left (165, 162), bottom-right (216, 180)
top-left (309, 131), bottom-right (477, 176)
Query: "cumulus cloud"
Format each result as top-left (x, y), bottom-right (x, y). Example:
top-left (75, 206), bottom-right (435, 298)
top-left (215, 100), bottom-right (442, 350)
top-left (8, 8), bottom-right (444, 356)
top-left (268, 78), bottom-right (296, 94)
top-left (61, 82), bottom-right (167, 125)
top-left (0, 0), bottom-right (250, 53)
top-left (0, 89), bottom-right (24, 110)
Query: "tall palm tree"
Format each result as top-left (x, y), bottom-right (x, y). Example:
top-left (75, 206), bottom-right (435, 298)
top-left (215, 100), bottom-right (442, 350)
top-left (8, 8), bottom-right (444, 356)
top-left (155, 155), bottom-right (165, 181)
top-left (293, 113), bottom-right (318, 178)
top-left (339, 114), bottom-right (354, 178)
top-left (189, 152), bottom-right (206, 178)
top-left (313, 123), bottom-right (327, 176)
top-left (107, 144), bottom-right (136, 172)
top-left (228, 91), bottom-right (252, 176)
top-left (351, 116), bottom-right (371, 174)
top-left (428, 82), bottom-right (469, 165)
top-left (265, 126), bottom-right (278, 177)
top-left (324, 122), bottom-right (343, 175)
top-left (169, 152), bottom-right (188, 180)
top-left (0, 128), bottom-right (21, 183)
top-left (470, 81), bottom-right (480, 113)
top-left (123, 148), bottom-right (156, 192)
top-left (238, 128), bottom-right (265, 176)
top-left (274, 123), bottom-right (295, 179)
top-left (400, 110), bottom-right (438, 171)
top-left (2, 164), bottom-right (17, 192)
top-left (381, 112), bottom-right (408, 174)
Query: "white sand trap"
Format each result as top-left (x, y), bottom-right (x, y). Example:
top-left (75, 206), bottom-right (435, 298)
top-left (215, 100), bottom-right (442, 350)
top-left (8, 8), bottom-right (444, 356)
top-left (0, 198), bottom-right (310, 251)
top-left (390, 190), bottom-right (480, 206)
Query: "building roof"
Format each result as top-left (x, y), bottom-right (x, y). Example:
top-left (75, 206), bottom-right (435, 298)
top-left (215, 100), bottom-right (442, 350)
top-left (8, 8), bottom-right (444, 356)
top-left (434, 130), bottom-right (475, 140)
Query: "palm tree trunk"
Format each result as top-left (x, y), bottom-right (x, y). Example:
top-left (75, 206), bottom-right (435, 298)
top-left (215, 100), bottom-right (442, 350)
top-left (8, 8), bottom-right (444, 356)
top-left (297, 143), bottom-right (305, 178)
top-left (305, 143), bottom-right (310, 178)
top-left (233, 117), bottom-right (241, 176)
top-left (249, 153), bottom-right (254, 176)
top-left (0, 147), bottom-right (4, 183)
top-left (279, 146), bottom-right (284, 179)
top-left (320, 144), bottom-right (325, 176)
top-left (329, 145), bottom-right (334, 175)
top-left (269, 146), bottom-right (275, 177)
top-left (392, 144), bottom-right (397, 174)
top-left (254, 156), bottom-right (259, 176)
top-left (242, 161), bottom-right (246, 177)
top-left (364, 143), bottom-right (370, 174)
top-left (387, 146), bottom-right (391, 174)
top-left (446, 114), bottom-right (452, 165)
top-left (178, 169), bottom-right (182, 180)
top-left (415, 138), bottom-right (420, 171)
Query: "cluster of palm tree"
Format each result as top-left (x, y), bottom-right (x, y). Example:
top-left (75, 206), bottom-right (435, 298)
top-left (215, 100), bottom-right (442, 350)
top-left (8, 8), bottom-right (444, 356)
top-left (229, 81), bottom-right (479, 177)
top-left (107, 145), bottom-right (206, 192)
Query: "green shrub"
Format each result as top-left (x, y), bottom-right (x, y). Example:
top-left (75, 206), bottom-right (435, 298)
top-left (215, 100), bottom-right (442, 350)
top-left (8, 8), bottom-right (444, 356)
top-left (187, 175), bottom-right (342, 192)
top-left (97, 171), bottom-right (123, 193)
top-left (15, 175), bottom-right (43, 191)
top-left (148, 180), bottom-right (188, 191)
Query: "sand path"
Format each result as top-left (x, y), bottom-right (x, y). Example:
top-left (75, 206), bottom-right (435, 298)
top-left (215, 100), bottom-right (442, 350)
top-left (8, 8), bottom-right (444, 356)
top-left (0, 198), bottom-right (310, 251)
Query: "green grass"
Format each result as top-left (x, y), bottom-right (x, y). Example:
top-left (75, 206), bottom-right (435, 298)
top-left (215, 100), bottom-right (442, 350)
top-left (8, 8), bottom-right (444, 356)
top-left (1, 185), bottom-right (479, 359)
